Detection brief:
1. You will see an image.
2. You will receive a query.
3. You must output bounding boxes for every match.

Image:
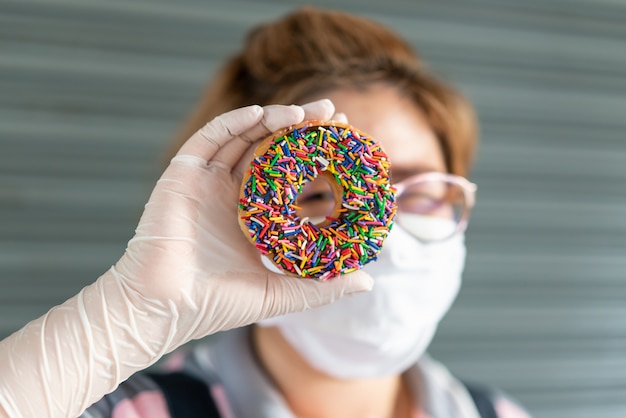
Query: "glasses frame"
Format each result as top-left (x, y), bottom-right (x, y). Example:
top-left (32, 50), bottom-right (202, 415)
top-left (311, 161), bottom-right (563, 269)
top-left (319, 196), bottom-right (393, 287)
top-left (393, 172), bottom-right (477, 241)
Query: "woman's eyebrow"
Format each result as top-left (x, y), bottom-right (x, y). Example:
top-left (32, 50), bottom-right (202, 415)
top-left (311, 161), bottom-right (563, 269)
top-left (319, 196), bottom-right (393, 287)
top-left (390, 167), bottom-right (437, 181)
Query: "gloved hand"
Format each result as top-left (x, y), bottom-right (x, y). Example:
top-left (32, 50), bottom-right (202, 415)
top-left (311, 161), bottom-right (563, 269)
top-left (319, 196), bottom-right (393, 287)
top-left (0, 100), bottom-right (373, 418)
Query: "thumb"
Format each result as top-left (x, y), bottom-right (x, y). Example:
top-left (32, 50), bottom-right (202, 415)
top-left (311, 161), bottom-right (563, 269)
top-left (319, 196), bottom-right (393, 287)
top-left (263, 270), bottom-right (374, 317)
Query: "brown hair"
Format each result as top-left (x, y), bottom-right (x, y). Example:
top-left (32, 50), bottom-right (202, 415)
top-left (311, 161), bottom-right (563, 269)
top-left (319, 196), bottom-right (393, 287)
top-left (172, 7), bottom-right (478, 177)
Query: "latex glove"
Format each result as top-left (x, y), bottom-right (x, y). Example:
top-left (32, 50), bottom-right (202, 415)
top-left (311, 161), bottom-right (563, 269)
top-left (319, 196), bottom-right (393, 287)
top-left (0, 100), bottom-right (373, 418)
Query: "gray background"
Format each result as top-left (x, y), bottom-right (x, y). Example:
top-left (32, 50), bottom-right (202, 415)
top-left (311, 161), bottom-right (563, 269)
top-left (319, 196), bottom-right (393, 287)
top-left (1, 1), bottom-right (626, 417)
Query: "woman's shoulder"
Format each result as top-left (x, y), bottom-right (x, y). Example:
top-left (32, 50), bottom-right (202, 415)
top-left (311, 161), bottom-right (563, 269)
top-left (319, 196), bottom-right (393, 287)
top-left (81, 370), bottom-right (223, 418)
top-left (79, 373), bottom-right (171, 418)
top-left (463, 381), bottom-right (533, 418)
top-left (417, 355), bottom-right (533, 418)
top-left (81, 343), bottom-right (224, 418)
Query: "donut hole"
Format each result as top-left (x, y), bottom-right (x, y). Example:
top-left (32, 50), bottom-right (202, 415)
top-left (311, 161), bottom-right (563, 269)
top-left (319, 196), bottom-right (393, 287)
top-left (295, 174), bottom-right (341, 225)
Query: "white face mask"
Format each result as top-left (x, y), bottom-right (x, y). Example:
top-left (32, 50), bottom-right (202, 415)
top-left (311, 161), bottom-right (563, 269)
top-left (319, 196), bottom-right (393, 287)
top-left (258, 218), bottom-right (466, 379)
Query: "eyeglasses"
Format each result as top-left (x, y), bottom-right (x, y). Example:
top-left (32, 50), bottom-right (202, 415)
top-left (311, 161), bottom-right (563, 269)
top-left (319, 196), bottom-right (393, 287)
top-left (394, 172), bottom-right (477, 242)
top-left (294, 172), bottom-right (476, 242)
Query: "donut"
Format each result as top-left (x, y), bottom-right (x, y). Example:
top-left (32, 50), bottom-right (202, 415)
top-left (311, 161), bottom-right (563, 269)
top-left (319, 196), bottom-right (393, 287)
top-left (238, 120), bottom-right (396, 280)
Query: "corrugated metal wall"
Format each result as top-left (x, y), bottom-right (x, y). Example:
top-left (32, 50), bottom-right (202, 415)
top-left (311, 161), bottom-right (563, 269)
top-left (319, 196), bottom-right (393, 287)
top-left (1, 1), bottom-right (626, 417)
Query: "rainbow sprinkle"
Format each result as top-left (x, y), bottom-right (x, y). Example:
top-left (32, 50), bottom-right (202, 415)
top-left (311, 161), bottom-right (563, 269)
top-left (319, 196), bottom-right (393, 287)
top-left (238, 121), bottom-right (397, 280)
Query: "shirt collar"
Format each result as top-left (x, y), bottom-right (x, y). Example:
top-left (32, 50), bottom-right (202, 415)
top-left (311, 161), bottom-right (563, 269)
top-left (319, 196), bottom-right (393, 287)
top-left (186, 327), bottom-right (478, 418)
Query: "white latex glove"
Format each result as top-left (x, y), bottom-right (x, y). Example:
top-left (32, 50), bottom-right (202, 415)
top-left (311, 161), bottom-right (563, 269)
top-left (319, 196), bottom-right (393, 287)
top-left (0, 100), bottom-right (373, 418)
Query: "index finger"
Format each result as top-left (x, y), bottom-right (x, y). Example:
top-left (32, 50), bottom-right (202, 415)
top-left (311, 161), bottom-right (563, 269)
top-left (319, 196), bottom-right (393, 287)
top-left (212, 104), bottom-right (306, 168)
top-left (175, 105), bottom-right (263, 162)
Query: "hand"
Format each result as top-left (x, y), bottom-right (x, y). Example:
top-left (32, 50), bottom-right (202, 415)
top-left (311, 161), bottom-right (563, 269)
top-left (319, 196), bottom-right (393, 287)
top-left (116, 99), bottom-right (373, 337)
top-left (0, 100), bottom-right (373, 418)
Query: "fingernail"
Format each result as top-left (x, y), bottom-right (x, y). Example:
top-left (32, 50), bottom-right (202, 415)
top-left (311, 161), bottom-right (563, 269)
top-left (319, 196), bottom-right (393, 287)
top-left (288, 104), bottom-right (306, 119)
top-left (343, 271), bottom-right (374, 295)
top-left (333, 112), bottom-right (349, 123)
top-left (301, 98), bottom-right (333, 111)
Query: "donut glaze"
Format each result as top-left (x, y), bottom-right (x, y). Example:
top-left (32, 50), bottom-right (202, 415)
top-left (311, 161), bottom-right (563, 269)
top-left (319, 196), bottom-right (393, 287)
top-left (238, 120), bottom-right (396, 280)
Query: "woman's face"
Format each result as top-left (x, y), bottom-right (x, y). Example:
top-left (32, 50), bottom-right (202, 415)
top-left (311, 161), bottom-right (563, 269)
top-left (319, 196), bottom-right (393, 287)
top-left (323, 83), bottom-right (446, 183)
top-left (258, 86), bottom-right (465, 379)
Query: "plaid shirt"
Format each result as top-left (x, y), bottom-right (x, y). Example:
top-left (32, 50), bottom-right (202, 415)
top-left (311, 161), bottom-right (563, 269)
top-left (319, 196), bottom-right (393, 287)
top-left (82, 327), bottom-right (532, 418)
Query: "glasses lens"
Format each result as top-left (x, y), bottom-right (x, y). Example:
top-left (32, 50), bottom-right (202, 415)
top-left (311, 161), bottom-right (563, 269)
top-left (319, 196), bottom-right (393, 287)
top-left (396, 179), bottom-right (468, 241)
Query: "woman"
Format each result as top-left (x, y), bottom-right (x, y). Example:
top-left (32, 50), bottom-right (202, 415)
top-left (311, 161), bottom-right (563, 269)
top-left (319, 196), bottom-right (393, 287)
top-left (0, 7), bottom-right (530, 418)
